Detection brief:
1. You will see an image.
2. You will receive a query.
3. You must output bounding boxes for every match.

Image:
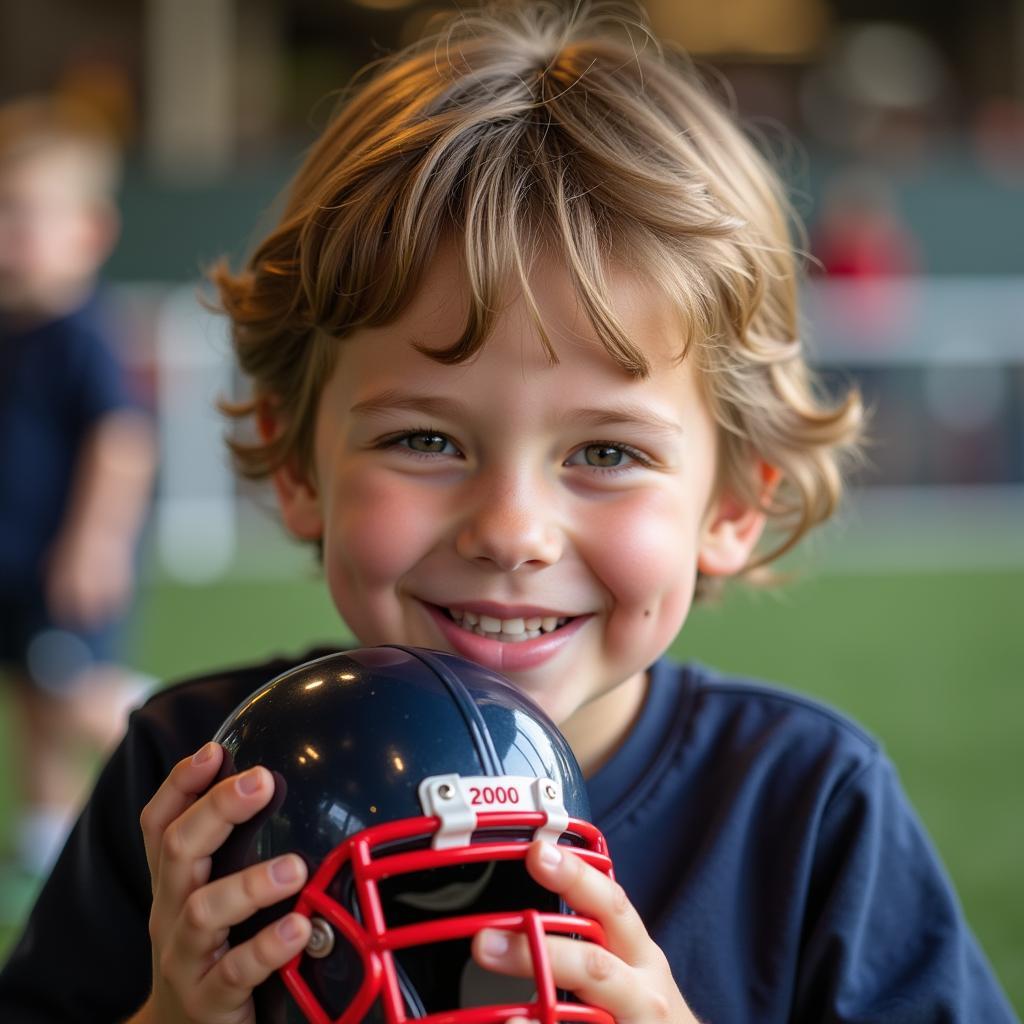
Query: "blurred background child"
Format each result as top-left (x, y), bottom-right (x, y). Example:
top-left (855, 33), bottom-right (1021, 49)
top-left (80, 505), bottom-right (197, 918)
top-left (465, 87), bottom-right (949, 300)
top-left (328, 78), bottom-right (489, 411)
top-left (0, 96), bottom-right (156, 884)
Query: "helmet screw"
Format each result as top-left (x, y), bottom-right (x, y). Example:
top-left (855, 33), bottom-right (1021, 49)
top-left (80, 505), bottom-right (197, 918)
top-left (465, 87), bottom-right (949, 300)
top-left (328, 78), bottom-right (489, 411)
top-left (438, 783), bottom-right (455, 800)
top-left (305, 917), bottom-right (335, 959)
top-left (545, 783), bottom-right (557, 800)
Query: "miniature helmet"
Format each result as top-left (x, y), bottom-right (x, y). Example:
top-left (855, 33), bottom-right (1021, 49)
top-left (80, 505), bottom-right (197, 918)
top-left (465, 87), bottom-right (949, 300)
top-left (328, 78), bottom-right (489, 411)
top-left (212, 645), bottom-right (614, 1024)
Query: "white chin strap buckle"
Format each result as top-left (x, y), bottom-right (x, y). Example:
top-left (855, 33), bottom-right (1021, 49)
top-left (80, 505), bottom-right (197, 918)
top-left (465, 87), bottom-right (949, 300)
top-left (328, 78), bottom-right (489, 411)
top-left (419, 774), bottom-right (570, 850)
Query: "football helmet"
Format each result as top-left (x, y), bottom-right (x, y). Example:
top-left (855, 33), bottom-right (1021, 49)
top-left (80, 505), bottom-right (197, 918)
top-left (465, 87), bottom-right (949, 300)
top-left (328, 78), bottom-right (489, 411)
top-left (212, 645), bottom-right (614, 1024)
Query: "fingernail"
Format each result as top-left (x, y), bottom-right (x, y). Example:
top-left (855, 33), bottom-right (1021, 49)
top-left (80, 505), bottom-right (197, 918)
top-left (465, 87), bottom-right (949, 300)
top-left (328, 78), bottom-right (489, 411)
top-left (538, 842), bottom-right (562, 868)
top-left (277, 914), bottom-right (301, 941)
top-left (192, 742), bottom-right (215, 765)
top-left (480, 930), bottom-right (509, 958)
top-left (271, 855), bottom-right (301, 885)
top-left (236, 768), bottom-right (264, 795)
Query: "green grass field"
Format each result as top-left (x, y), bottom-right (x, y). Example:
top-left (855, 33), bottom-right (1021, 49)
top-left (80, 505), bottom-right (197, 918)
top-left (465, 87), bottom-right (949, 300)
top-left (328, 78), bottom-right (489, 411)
top-left (2, 568), bottom-right (1022, 1012)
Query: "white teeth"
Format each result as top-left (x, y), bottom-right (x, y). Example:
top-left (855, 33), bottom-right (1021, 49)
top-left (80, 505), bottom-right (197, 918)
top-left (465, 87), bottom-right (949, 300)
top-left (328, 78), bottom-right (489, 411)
top-left (445, 608), bottom-right (569, 642)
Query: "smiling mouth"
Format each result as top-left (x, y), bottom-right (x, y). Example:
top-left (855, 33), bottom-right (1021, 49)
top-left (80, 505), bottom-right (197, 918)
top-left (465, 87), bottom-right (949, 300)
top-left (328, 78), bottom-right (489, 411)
top-left (440, 606), bottom-right (572, 643)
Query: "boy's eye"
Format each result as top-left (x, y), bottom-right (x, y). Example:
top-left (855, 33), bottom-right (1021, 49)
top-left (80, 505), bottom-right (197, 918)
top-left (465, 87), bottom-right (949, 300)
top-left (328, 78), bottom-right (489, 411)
top-left (566, 443), bottom-right (644, 470)
top-left (397, 432), bottom-right (458, 455)
top-left (584, 445), bottom-right (625, 468)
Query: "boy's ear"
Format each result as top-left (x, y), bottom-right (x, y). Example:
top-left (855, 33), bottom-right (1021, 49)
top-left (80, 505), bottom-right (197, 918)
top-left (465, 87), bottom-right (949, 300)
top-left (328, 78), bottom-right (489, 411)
top-left (697, 462), bottom-right (780, 577)
top-left (271, 460), bottom-right (324, 541)
top-left (258, 401), bottom-right (323, 542)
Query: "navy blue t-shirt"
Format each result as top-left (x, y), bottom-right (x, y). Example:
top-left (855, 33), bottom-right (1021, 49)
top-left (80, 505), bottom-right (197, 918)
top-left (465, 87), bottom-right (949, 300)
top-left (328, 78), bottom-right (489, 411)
top-left (0, 653), bottom-right (1016, 1022)
top-left (0, 296), bottom-right (132, 593)
top-left (589, 659), bottom-right (1016, 1021)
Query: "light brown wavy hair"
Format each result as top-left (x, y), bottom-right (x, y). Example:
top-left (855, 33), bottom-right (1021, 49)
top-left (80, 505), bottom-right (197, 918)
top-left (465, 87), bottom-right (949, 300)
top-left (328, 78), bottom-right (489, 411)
top-left (212, 0), bottom-right (863, 597)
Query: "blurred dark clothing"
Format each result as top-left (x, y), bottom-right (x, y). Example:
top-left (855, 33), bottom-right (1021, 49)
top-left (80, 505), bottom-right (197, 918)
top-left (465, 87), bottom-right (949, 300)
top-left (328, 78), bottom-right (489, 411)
top-left (0, 293), bottom-right (133, 594)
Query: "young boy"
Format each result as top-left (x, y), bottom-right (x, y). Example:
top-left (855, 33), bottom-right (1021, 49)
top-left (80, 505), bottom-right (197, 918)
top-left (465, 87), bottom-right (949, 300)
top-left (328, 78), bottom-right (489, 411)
top-left (0, 97), bottom-right (156, 883)
top-left (0, 3), bottom-right (1016, 1022)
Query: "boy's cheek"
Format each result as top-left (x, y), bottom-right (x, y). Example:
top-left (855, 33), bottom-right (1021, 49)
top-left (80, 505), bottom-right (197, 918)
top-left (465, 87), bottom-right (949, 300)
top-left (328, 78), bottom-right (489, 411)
top-left (583, 493), bottom-right (701, 600)
top-left (582, 498), bottom-right (701, 651)
top-left (603, 580), bottom-right (695, 663)
top-left (320, 473), bottom-right (444, 632)
top-left (325, 474), bottom-right (429, 577)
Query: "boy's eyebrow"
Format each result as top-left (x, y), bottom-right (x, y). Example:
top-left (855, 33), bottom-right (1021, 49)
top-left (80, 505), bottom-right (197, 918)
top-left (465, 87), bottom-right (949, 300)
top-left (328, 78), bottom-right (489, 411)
top-left (349, 389), bottom-right (469, 419)
top-left (349, 390), bottom-right (683, 437)
top-left (563, 404), bottom-right (684, 438)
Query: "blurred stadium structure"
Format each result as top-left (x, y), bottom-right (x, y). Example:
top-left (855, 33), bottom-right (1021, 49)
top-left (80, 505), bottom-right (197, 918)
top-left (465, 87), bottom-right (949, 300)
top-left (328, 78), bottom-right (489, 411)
top-left (109, 275), bottom-right (1024, 584)
top-left (3, 0), bottom-right (1021, 582)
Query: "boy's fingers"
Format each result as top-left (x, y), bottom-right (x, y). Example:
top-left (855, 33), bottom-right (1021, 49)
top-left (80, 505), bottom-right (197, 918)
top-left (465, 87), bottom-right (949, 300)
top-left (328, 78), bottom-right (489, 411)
top-left (139, 742), bottom-right (224, 884)
top-left (198, 912), bottom-right (311, 1012)
top-left (525, 841), bottom-right (649, 961)
top-left (178, 855), bottom-right (308, 944)
top-left (151, 766), bottom-right (276, 928)
top-left (161, 854), bottom-right (309, 990)
top-left (474, 930), bottom-right (636, 1019)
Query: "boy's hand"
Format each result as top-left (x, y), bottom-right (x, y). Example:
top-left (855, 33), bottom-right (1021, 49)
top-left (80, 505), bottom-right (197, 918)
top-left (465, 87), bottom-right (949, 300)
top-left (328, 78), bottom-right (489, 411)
top-left (472, 840), bottom-right (701, 1024)
top-left (136, 742), bottom-right (311, 1024)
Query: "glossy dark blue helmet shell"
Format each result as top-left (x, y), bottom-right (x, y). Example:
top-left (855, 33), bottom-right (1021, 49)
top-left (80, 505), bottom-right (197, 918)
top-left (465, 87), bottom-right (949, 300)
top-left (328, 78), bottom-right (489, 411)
top-left (210, 645), bottom-right (592, 1024)
top-left (213, 646), bottom-right (590, 865)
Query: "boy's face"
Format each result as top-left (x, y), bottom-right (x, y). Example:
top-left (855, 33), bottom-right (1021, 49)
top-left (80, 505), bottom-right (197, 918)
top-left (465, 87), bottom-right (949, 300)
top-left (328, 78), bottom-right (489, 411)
top-left (0, 151), bottom-right (112, 315)
top-left (275, 248), bottom-right (765, 767)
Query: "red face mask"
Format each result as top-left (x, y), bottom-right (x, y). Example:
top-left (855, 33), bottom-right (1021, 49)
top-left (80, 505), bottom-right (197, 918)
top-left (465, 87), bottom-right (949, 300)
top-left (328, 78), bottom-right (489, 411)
top-left (282, 773), bottom-right (614, 1024)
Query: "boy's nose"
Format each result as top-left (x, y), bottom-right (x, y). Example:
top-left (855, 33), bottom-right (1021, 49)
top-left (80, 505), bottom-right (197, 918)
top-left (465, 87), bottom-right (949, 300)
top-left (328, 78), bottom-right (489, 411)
top-left (455, 480), bottom-right (563, 572)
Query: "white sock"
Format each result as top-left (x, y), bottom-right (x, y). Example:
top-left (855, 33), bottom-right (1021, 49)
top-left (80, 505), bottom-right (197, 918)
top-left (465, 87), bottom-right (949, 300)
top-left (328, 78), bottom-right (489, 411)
top-left (16, 807), bottom-right (74, 877)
